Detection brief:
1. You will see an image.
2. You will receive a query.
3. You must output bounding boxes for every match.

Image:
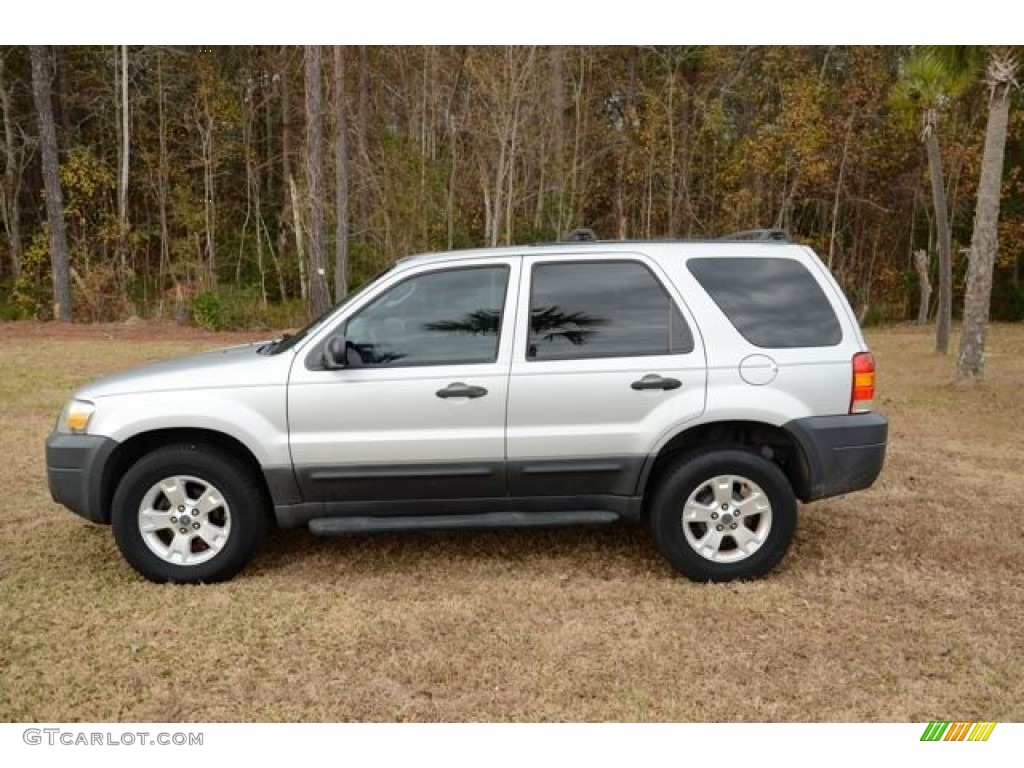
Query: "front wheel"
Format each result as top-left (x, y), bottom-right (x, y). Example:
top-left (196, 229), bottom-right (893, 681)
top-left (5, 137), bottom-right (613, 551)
top-left (649, 449), bottom-right (797, 582)
top-left (112, 444), bottom-right (270, 583)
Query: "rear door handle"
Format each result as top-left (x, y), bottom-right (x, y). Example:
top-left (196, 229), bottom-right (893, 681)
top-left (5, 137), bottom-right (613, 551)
top-left (631, 374), bottom-right (681, 391)
top-left (436, 382), bottom-right (489, 399)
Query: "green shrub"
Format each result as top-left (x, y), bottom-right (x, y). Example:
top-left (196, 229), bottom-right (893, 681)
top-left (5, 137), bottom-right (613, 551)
top-left (264, 299), bottom-right (310, 331)
top-left (191, 289), bottom-right (226, 330)
top-left (191, 286), bottom-right (311, 331)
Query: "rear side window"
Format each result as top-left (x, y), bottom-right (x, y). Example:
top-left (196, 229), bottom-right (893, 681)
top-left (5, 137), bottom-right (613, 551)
top-left (528, 261), bottom-right (693, 361)
top-left (687, 257), bottom-right (842, 348)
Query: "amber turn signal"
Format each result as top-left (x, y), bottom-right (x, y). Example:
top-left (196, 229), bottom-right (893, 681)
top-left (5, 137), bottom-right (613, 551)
top-left (850, 352), bottom-right (875, 413)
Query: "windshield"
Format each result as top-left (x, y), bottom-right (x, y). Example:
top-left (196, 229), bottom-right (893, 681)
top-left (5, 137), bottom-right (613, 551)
top-left (264, 266), bottom-right (395, 355)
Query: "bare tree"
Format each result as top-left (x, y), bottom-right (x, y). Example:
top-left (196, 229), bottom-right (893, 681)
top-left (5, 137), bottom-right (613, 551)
top-left (467, 46), bottom-right (536, 246)
top-left (29, 45), bottom-right (72, 321)
top-left (357, 45), bottom-right (370, 233)
top-left (154, 50), bottom-right (171, 298)
top-left (550, 46), bottom-right (565, 234)
top-left (116, 45), bottom-right (130, 292)
top-left (197, 97), bottom-right (216, 284)
top-left (275, 48), bottom-right (305, 302)
top-left (304, 45), bottom-right (329, 316)
top-left (333, 46), bottom-right (349, 301)
top-left (0, 52), bottom-right (24, 279)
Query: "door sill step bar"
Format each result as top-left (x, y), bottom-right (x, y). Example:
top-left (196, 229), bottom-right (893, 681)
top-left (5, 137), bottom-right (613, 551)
top-left (308, 510), bottom-right (621, 535)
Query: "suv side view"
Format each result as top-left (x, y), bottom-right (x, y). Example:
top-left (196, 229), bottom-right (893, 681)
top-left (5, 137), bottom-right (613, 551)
top-left (45, 230), bottom-right (888, 583)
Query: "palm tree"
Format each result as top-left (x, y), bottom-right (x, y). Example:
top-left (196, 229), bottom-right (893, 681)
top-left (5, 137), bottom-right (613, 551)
top-left (891, 51), bottom-right (968, 353)
top-left (930, 46), bottom-right (1019, 378)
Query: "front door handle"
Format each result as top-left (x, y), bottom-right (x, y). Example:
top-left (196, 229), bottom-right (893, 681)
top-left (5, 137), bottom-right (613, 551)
top-left (631, 374), bottom-right (682, 391)
top-left (436, 382), bottom-right (489, 399)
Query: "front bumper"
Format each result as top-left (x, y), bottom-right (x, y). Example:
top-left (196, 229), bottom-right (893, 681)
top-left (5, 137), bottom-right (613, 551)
top-left (783, 413), bottom-right (888, 501)
top-left (45, 433), bottom-right (119, 524)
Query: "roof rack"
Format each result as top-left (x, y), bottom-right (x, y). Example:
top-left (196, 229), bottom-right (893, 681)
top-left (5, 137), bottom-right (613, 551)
top-left (535, 226), bottom-right (792, 246)
top-left (717, 228), bottom-right (791, 242)
top-left (564, 227), bottom-right (599, 242)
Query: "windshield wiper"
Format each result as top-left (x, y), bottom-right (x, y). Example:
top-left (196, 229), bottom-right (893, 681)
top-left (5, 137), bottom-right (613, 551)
top-left (258, 333), bottom-right (293, 355)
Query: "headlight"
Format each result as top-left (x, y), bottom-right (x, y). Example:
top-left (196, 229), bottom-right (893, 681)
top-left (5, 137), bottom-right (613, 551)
top-left (57, 399), bottom-right (96, 434)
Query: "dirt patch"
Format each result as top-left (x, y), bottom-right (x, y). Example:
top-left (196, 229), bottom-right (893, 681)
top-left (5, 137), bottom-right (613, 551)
top-left (0, 319), bottom-right (270, 345)
top-left (1, 321), bottom-right (1022, 722)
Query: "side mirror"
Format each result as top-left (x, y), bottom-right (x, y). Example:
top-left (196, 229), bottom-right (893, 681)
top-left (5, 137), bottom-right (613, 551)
top-left (324, 335), bottom-right (348, 369)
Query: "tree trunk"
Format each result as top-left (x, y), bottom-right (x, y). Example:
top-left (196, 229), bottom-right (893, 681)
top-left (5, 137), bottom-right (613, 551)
top-left (913, 249), bottom-right (931, 324)
top-left (551, 46), bottom-right (565, 234)
top-left (446, 109), bottom-right (458, 250)
top-left (279, 51), bottom-right (296, 300)
top-left (304, 45), bottom-right (330, 316)
top-left (567, 48), bottom-right (588, 231)
top-left (0, 53), bottom-right (23, 279)
top-left (289, 173), bottom-right (307, 301)
top-left (238, 77), bottom-right (255, 286)
top-left (29, 45), bottom-right (72, 321)
top-left (156, 51), bottom-right (170, 302)
top-left (264, 67), bottom-right (287, 303)
top-left (957, 60), bottom-right (1013, 379)
top-left (923, 111), bottom-right (953, 354)
top-left (665, 66), bottom-right (677, 238)
top-left (333, 46), bottom-right (349, 302)
top-left (827, 116), bottom-right (853, 270)
top-left (198, 100), bottom-right (217, 284)
top-left (117, 45), bottom-right (130, 296)
top-left (357, 45), bottom-right (370, 232)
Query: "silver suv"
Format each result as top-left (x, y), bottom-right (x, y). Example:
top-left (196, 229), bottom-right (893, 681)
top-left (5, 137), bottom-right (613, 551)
top-left (45, 231), bottom-right (887, 583)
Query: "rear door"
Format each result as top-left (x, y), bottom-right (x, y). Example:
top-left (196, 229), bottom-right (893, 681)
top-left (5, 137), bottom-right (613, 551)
top-left (506, 253), bottom-right (706, 501)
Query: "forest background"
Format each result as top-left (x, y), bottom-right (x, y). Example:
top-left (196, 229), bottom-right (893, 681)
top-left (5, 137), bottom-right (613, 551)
top-left (1, 46), bottom-right (1021, 357)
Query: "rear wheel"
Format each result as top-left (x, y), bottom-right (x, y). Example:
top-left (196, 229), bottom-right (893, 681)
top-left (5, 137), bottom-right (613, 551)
top-left (649, 448), bottom-right (797, 581)
top-left (112, 444), bottom-right (270, 583)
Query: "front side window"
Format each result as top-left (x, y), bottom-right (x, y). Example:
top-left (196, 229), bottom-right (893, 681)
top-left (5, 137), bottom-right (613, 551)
top-left (528, 261), bottom-right (693, 361)
top-left (342, 265), bottom-right (509, 367)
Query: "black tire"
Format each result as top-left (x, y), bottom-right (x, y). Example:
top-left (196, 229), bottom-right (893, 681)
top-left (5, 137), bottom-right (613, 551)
top-left (111, 443), bottom-right (270, 584)
top-left (648, 448), bottom-right (797, 582)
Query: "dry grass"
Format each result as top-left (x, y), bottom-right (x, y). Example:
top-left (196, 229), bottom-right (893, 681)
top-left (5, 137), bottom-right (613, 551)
top-left (1, 320), bottom-right (1023, 722)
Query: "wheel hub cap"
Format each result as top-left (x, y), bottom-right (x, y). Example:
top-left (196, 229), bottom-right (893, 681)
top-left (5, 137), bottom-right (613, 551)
top-left (137, 475), bottom-right (232, 567)
top-left (681, 474), bottom-right (773, 564)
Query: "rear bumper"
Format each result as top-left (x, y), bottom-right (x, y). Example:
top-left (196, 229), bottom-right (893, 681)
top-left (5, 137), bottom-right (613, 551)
top-left (784, 413), bottom-right (888, 501)
top-left (45, 433), bottom-right (119, 524)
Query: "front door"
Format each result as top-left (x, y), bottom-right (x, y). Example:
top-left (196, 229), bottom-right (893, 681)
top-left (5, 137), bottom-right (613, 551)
top-left (287, 258), bottom-right (520, 509)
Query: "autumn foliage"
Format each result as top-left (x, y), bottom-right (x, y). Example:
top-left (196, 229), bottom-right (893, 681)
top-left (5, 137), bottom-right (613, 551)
top-left (0, 46), bottom-right (1021, 326)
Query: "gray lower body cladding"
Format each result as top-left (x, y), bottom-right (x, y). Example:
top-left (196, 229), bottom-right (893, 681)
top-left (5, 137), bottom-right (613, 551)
top-left (45, 433), bottom-right (119, 524)
top-left (783, 413), bottom-right (888, 501)
top-left (269, 457), bottom-right (647, 528)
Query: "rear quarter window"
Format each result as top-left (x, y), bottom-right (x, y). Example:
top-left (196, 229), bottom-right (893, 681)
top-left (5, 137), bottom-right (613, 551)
top-left (687, 257), bottom-right (842, 348)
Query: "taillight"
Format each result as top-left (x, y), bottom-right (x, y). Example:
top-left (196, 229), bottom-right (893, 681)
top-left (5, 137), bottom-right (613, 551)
top-left (850, 352), bottom-right (876, 413)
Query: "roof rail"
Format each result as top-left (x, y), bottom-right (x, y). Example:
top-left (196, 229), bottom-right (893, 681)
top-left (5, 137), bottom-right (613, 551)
top-left (564, 227), bottom-right (599, 242)
top-left (718, 228), bottom-right (791, 243)
top-left (530, 227), bottom-right (792, 247)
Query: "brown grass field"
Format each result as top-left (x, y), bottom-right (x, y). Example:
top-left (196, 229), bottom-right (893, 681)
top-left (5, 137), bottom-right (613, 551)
top-left (1, 320), bottom-right (1022, 722)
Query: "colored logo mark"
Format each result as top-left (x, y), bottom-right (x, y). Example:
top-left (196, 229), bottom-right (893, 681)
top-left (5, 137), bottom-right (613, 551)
top-left (921, 721), bottom-right (996, 742)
